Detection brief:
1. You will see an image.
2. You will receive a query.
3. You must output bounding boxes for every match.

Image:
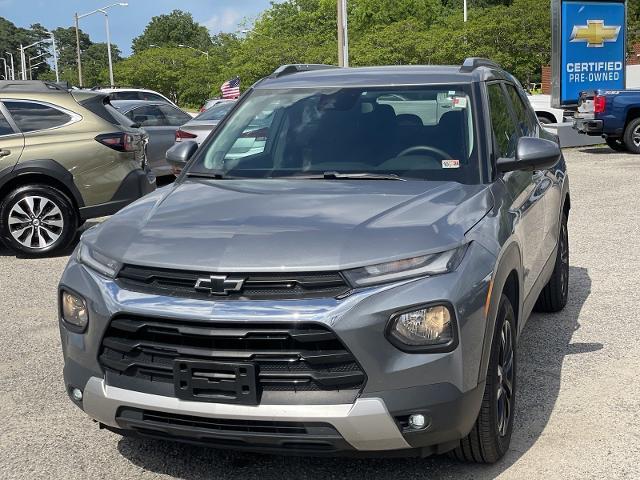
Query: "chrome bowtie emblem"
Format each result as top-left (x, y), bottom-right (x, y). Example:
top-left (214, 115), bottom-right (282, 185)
top-left (194, 275), bottom-right (246, 296)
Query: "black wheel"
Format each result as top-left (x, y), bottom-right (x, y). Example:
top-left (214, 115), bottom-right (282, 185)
top-left (0, 184), bottom-right (78, 256)
top-left (450, 294), bottom-right (516, 464)
top-left (605, 137), bottom-right (627, 152)
top-left (534, 213), bottom-right (569, 312)
top-left (623, 117), bottom-right (640, 154)
top-left (537, 115), bottom-right (553, 125)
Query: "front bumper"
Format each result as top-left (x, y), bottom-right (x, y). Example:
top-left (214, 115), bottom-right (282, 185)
top-left (59, 242), bottom-right (495, 454)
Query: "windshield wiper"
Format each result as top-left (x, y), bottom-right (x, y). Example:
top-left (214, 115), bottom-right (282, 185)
top-left (287, 171), bottom-right (406, 181)
top-left (185, 170), bottom-right (226, 179)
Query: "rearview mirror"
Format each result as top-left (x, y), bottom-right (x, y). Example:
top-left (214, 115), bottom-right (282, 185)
top-left (497, 137), bottom-right (561, 173)
top-left (166, 140), bottom-right (198, 175)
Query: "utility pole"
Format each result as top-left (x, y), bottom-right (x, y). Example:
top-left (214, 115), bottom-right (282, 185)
top-left (74, 13), bottom-right (83, 85)
top-left (337, 0), bottom-right (349, 67)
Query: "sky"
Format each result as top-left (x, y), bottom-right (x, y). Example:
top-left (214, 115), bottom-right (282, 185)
top-left (0, 0), bottom-right (277, 56)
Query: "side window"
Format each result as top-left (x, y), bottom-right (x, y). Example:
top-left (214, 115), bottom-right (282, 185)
top-left (4, 101), bottom-right (72, 133)
top-left (487, 84), bottom-right (519, 158)
top-left (0, 109), bottom-right (15, 136)
top-left (505, 84), bottom-right (536, 137)
top-left (158, 105), bottom-right (190, 126)
top-left (128, 105), bottom-right (166, 127)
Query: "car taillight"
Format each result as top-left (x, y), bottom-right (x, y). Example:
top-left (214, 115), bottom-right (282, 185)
top-left (594, 95), bottom-right (606, 114)
top-left (175, 129), bottom-right (197, 142)
top-left (95, 133), bottom-right (135, 152)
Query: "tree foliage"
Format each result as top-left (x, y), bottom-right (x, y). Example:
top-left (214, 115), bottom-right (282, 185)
top-left (131, 10), bottom-right (212, 53)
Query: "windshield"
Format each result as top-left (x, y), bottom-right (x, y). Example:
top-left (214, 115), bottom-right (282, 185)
top-left (190, 86), bottom-right (479, 182)
top-left (196, 101), bottom-right (235, 121)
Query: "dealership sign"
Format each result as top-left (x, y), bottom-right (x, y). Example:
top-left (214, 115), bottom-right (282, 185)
top-left (551, 0), bottom-right (627, 107)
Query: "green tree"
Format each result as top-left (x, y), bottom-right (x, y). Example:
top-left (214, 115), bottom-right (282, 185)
top-left (131, 10), bottom-right (212, 53)
top-left (52, 26), bottom-right (91, 71)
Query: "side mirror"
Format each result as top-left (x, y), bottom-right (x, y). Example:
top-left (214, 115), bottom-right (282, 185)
top-left (497, 137), bottom-right (561, 173)
top-left (166, 140), bottom-right (198, 175)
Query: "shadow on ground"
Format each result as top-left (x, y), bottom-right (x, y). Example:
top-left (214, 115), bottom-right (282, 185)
top-left (576, 146), bottom-right (618, 155)
top-left (116, 266), bottom-right (598, 479)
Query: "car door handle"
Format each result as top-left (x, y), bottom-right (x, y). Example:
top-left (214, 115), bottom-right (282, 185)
top-left (0, 149), bottom-right (10, 157)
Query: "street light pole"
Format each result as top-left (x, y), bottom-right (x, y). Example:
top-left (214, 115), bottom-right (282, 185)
top-left (464, 0), bottom-right (468, 22)
top-left (74, 13), bottom-right (83, 85)
top-left (76, 3), bottom-right (127, 87)
top-left (6, 53), bottom-right (15, 80)
top-left (28, 52), bottom-right (46, 80)
top-left (48, 31), bottom-right (59, 82)
top-left (0, 58), bottom-right (7, 80)
top-left (101, 10), bottom-right (115, 86)
top-left (337, 0), bottom-right (349, 67)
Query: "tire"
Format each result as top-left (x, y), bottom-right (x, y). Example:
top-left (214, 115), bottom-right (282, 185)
top-left (0, 184), bottom-right (78, 256)
top-left (534, 213), bottom-right (569, 313)
top-left (537, 115), bottom-right (554, 125)
top-left (605, 137), bottom-right (627, 152)
top-left (623, 117), bottom-right (640, 154)
top-left (450, 294), bottom-right (516, 464)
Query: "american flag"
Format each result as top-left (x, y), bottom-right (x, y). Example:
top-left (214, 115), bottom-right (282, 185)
top-left (220, 77), bottom-right (240, 99)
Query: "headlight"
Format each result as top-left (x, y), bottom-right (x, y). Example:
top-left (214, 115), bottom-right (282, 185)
top-left (388, 304), bottom-right (457, 351)
top-left (343, 244), bottom-right (468, 287)
top-left (77, 243), bottom-right (121, 278)
top-left (61, 290), bottom-right (89, 331)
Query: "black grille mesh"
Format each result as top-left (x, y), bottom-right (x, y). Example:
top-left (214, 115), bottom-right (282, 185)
top-left (116, 265), bottom-right (351, 300)
top-left (99, 317), bottom-right (366, 398)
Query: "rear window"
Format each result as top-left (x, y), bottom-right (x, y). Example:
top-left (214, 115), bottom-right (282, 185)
top-left (79, 95), bottom-right (125, 125)
top-left (196, 102), bottom-right (234, 121)
top-left (4, 101), bottom-right (72, 132)
top-left (109, 91), bottom-right (141, 101)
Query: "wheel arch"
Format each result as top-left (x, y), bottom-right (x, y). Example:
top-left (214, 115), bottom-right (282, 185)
top-left (0, 160), bottom-right (84, 211)
top-left (624, 106), bottom-right (640, 130)
top-left (477, 241), bottom-right (523, 384)
top-left (535, 111), bottom-right (557, 124)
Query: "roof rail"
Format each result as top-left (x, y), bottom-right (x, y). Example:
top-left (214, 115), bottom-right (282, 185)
top-left (90, 85), bottom-right (144, 90)
top-left (460, 57), bottom-right (501, 73)
top-left (0, 80), bottom-right (69, 93)
top-left (269, 64), bottom-right (341, 78)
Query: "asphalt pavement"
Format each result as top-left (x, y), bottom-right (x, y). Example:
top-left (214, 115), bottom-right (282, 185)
top-left (1, 146), bottom-right (639, 479)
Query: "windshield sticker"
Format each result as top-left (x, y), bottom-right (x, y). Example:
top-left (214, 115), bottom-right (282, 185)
top-left (452, 96), bottom-right (467, 108)
top-left (442, 159), bottom-right (460, 169)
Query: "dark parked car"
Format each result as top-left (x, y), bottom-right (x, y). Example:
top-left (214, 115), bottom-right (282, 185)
top-left (59, 59), bottom-right (570, 462)
top-left (111, 100), bottom-right (191, 177)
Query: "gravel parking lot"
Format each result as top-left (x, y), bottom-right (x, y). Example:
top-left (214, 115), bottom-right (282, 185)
top-left (1, 147), bottom-right (639, 480)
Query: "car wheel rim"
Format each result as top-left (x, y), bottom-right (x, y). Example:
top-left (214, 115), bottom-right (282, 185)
top-left (496, 319), bottom-right (514, 437)
top-left (559, 222), bottom-right (569, 299)
top-left (633, 125), bottom-right (640, 147)
top-left (8, 195), bottom-right (64, 249)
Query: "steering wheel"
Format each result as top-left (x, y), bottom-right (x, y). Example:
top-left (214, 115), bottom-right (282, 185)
top-left (396, 145), bottom-right (451, 159)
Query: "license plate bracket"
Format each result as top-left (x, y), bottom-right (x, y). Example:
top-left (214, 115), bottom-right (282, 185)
top-left (174, 360), bottom-right (259, 405)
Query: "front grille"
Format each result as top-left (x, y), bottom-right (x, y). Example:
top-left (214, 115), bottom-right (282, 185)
top-left (114, 408), bottom-right (350, 453)
top-left (99, 317), bottom-right (366, 403)
top-left (116, 265), bottom-right (351, 300)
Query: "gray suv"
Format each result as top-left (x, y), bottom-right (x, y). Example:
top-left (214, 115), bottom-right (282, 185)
top-left (58, 59), bottom-right (570, 462)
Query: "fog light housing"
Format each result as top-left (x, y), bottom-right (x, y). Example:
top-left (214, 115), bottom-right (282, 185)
top-left (71, 387), bottom-right (83, 402)
top-left (408, 414), bottom-right (427, 430)
top-left (388, 304), bottom-right (457, 352)
top-left (61, 290), bottom-right (89, 331)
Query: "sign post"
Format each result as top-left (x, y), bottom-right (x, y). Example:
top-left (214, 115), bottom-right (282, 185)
top-left (551, 0), bottom-right (627, 108)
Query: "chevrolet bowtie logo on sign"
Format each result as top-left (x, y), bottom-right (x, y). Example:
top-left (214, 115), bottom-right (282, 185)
top-left (569, 20), bottom-right (621, 48)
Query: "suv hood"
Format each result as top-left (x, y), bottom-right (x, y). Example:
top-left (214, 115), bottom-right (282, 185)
top-left (84, 179), bottom-right (493, 272)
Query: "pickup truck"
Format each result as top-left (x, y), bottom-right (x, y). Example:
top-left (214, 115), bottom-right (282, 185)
top-left (574, 89), bottom-right (640, 153)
